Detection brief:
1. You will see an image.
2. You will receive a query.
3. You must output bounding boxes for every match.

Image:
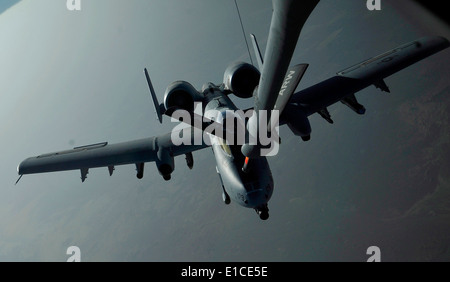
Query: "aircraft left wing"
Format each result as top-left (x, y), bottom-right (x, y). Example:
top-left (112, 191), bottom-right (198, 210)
top-left (17, 128), bottom-right (208, 183)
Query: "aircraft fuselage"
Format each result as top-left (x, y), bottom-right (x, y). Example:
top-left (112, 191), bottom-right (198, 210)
top-left (202, 83), bottom-right (274, 219)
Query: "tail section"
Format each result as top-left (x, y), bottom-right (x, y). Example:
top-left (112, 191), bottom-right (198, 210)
top-left (144, 68), bottom-right (165, 123)
top-left (250, 33), bottom-right (264, 71)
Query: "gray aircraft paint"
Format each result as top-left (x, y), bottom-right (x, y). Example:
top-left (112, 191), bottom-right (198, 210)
top-left (16, 1), bottom-right (449, 221)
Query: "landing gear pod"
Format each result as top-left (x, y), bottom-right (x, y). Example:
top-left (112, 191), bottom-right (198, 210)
top-left (136, 163), bottom-right (144, 179)
top-left (185, 152), bottom-right (194, 170)
top-left (156, 147), bottom-right (174, 181)
top-left (255, 204), bottom-right (269, 220)
top-left (283, 104), bottom-right (312, 142)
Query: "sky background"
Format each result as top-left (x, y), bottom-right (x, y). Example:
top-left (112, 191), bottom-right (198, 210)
top-left (0, 0), bottom-right (449, 261)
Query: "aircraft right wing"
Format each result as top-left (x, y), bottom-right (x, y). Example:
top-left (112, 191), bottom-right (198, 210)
top-left (17, 127), bottom-right (208, 183)
top-left (285, 36), bottom-right (449, 125)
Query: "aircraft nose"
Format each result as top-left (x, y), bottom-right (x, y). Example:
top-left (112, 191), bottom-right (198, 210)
top-left (244, 187), bottom-right (267, 208)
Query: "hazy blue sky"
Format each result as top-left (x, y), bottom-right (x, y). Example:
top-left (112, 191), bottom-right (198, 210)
top-left (0, 0), bottom-right (449, 261)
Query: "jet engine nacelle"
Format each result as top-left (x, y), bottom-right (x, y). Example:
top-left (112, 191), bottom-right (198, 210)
top-left (163, 81), bottom-right (202, 112)
top-left (223, 62), bottom-right (260, 99)
top-left (155, 147), bottom-right (174, 181)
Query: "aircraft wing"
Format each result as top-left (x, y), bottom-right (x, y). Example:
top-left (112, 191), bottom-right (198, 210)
top-left (17, 127), bottom-right (208, 182)
top-left (286, 36), bottom-right (450, 120)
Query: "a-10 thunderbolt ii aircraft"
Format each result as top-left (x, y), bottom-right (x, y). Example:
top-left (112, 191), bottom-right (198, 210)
top-left (17, 0), bottom-right (449, 220)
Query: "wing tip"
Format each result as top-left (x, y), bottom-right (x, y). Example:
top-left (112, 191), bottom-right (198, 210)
top-left (17, 160), bottom-right (25, 175)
